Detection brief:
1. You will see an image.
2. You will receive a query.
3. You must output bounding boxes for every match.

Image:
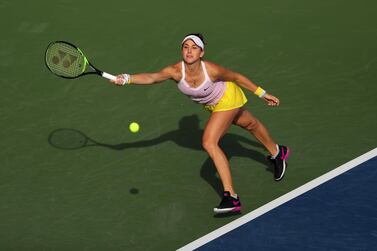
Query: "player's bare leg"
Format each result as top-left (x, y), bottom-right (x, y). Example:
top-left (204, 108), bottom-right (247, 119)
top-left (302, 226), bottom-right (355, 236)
top-left (233, 108), bottom-right (277, 156)
top-left (202, 109), bottom-right (242, 214)
top-left (233, 108), bottom-right (290, 181)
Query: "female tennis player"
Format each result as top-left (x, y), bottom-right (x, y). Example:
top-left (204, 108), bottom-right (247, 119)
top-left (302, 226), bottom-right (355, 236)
top-left (111, 33), bottom-right (290, 214)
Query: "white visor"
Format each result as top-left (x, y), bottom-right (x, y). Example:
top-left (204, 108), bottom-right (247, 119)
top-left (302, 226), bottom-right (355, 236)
top-left (181, 35), bottom-right (204, 50)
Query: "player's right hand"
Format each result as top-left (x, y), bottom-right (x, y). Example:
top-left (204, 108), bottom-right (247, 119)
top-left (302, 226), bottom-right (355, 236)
top-left (111, 75), bottom-right (126, 85)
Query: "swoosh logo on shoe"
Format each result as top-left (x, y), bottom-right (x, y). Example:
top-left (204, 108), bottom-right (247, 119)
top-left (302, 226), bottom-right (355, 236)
top-left (233, 201), bottom-right (240, 206)
top-left (281, 147), bottom-right (290, 160)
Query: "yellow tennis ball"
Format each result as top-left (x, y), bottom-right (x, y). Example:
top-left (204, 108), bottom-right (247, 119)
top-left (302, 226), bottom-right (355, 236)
top-left (129, 122), bottom-right (140, 133)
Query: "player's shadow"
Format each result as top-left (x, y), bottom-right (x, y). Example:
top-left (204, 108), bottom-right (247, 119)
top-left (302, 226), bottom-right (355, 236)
top-left (48, 114), bottom-right (272, 197)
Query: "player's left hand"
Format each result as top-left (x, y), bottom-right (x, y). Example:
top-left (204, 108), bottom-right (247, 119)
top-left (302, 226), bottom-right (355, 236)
top-left (263, 93), bottom-right (280, 106)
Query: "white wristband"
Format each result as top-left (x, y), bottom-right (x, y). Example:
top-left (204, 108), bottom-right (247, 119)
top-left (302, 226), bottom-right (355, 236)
top-left (122, 74), bottom-right (131, 85)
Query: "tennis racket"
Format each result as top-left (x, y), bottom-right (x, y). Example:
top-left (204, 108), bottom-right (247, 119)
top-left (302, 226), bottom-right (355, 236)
top-left (45, 41), bottom-right (116, 81)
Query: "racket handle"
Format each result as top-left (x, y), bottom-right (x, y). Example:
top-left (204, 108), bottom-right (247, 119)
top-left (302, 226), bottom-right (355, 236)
top-left (102, 72), bottom-right (117, 81)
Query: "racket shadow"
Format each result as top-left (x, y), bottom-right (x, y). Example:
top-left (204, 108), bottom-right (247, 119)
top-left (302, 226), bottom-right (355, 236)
top-left (48, 115), bottom-right (272, 197)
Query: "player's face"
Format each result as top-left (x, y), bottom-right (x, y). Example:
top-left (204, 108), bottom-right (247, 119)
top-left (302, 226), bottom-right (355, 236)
top-left (182, 40), bottom-right (204, 64)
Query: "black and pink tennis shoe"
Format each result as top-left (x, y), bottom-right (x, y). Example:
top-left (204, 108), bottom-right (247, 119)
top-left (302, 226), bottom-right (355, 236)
top-left (214, 191), bottom-right (241, 214)
top-left (268, 145), bottom-right (290, 181)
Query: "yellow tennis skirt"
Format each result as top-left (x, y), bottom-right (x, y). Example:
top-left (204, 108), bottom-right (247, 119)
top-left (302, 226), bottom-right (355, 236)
top-left (204, 81), bottom-right (248, 112)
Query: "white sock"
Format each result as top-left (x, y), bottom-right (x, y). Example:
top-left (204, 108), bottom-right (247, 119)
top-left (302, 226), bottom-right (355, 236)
top-left (231, 194), bottom-right (238, 199)
top-left (271, 144), bottom-right (279, 159)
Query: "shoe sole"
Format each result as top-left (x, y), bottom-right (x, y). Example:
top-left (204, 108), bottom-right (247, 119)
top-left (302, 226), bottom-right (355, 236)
top-left (214, 206), bottom-right (241, 214)
top-left (275, 147), bottom-right (290, 181)
top-left (275, 161), bottom-right (287, 181)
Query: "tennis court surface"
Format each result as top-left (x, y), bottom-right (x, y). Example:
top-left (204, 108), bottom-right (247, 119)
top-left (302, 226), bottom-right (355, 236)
top-left (179, 149), bottom-right (377, 250)
top-left (0, 1), bottom-right (376, 250)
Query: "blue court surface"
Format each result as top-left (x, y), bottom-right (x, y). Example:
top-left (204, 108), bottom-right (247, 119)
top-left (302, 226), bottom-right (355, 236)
top-left (178, 148), bottom-right (377, 251)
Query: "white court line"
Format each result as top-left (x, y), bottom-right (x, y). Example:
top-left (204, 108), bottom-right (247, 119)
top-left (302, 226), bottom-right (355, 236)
top-left (177, 147), bottom-right (377, 251)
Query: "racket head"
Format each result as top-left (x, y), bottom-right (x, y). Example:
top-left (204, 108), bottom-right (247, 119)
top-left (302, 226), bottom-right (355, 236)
top-left (45, 41), bottom-right (90, 79)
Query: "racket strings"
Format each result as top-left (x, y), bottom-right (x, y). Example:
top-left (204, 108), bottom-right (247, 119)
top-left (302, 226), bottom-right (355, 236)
top-left (46, 42), bottom-right (86, 78)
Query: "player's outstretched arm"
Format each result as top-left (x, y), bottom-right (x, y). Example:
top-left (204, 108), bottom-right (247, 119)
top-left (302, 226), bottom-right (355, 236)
top-left (111, 65), bottom-right (175, 86)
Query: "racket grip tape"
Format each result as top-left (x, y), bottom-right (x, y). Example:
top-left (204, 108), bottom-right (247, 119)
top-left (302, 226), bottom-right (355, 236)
top-left (102, 72), bottom-right (117, 81)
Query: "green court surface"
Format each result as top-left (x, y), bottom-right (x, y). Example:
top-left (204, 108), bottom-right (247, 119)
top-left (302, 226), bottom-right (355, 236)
top-left (1, 0), bottom-right (376, 250)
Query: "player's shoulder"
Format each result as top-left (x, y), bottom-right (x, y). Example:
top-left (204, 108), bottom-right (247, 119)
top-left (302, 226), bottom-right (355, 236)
top-left (171, 61), bottom-right (182, 71)
top-left (161, 61), bottom-right (182, 82)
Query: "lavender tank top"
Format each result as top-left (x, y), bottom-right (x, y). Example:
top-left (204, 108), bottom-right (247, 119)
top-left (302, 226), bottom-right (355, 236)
top-left (177, 61), bottom-right (226, 106)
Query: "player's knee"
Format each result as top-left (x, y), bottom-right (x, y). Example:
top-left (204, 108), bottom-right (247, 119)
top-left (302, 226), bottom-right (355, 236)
top-left (202, 138), bottom-right (217, 153)
top-left (244, 118), bottom-right (259, 131)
